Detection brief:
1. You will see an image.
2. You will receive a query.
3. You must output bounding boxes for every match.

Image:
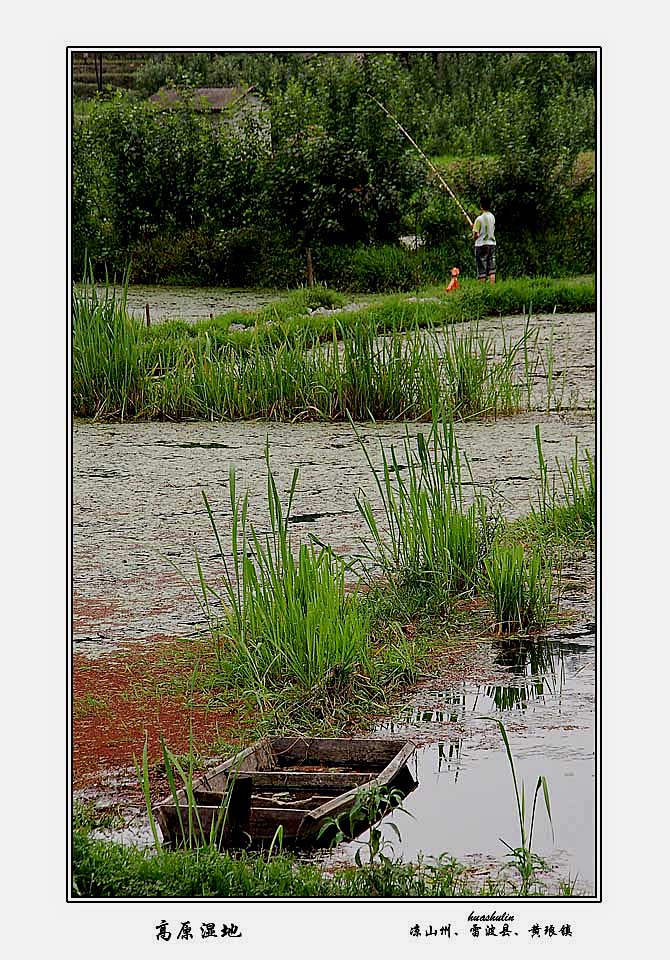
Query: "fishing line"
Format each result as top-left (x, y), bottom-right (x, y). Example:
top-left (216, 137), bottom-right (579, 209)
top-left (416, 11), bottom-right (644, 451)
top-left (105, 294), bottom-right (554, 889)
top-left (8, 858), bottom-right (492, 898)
top-left (368, 93), bottom-right (474, 229)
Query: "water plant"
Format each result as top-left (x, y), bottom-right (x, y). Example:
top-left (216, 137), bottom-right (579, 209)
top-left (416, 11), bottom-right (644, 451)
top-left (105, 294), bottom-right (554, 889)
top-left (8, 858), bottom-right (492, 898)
top-left (488, 718), bottom-right (554, 895)
top-left (199, 446), bottom-right (372, 700)
top-left (73, 268), bottom-right (148, 419)
top-left (318, 783), bottom-right (413, 866)
top-left (355, 419), bottom-right (495, 611)
top-left (134, 729), bottom-right (247, 852)
top-left (439, 320), bottom-right (531, 417)
top-left (484, 541), bottom-right (554, 634)
top-left (533, 426), bottom-right (596, 536)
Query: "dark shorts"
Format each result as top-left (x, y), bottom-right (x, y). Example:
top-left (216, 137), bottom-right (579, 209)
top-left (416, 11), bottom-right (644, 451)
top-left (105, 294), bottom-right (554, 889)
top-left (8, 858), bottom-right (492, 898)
top-left (475, 244), bottom-right (496, 278)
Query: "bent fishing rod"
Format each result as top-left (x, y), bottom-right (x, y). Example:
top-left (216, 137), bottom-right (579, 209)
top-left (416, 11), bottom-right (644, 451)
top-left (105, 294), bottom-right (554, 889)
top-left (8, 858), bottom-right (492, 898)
top-left (368, 94), bottom-right (474, 229)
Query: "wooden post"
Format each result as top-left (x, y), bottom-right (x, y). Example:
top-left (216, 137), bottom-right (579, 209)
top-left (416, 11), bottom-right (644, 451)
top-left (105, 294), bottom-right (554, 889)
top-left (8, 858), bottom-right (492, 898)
top-left (225, 774), bottom-right (253, 846)
top-left (145, 302), bottom-right (151, 327)
top-left (306, 247), bottom-right (314, 288)
top-left (95, 52), bottom-right (103, 94)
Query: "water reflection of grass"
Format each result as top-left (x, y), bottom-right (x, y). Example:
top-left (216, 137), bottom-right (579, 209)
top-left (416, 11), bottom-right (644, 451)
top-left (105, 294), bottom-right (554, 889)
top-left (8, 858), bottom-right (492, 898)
top-left (387, 641), bottom-right (573, 732)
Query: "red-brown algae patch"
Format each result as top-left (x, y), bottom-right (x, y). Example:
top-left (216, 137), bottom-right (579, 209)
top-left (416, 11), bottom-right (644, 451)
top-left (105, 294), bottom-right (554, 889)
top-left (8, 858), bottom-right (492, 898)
top-left (73, 635), bottom-right (250, 805)
top-left (73, 596), bottom-right (122, 633)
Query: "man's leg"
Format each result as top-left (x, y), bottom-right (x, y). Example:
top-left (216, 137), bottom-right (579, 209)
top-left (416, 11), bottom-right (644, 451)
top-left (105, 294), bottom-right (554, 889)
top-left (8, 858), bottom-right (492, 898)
top-left (475, 246), bottom-right (486, 282)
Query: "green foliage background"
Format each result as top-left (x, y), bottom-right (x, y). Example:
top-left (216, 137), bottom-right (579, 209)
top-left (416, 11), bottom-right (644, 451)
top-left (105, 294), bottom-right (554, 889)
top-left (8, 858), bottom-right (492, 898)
top-left (73, 52), bottom-right (596, 287)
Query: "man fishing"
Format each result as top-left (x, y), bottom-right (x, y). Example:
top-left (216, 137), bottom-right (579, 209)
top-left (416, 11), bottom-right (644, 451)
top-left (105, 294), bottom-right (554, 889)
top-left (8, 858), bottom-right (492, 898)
top-left (472, 196), bottom-right (496, 284)
top-left (369, 96), bottom-right (499, 285)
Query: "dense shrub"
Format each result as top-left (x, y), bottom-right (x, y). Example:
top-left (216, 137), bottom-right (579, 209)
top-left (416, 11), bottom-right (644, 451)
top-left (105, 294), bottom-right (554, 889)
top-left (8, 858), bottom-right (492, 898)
top-left (129, 51), bottom-right (596, 158)
top-left (114, 232), bottom-right (594, 291)
top-left (73, 53), bottom-right (596, 286)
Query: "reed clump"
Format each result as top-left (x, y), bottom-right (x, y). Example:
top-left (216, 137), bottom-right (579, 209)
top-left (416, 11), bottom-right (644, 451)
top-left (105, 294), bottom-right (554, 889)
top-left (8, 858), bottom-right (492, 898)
top-left (529, 426), bottom-right (596, 539)
top-left (355, 420), bottom-right (495, 612)
top-left (73, 272), bottom-right (149, 419)
top-left (200, 448), bottom-right (374, 701)
top-left (73, 276), bottom-right (586, 422)
top-left (484, 542), bottom-right (554, 634)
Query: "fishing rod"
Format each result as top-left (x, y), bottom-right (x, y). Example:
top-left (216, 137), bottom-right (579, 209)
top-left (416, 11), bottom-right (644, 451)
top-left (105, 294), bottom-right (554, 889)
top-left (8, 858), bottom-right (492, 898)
top-left (368, 94), bottom-right (474, 229)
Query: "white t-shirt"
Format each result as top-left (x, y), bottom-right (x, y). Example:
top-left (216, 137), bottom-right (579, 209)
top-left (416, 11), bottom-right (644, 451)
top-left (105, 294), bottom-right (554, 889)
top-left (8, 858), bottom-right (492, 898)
top-left (474, 211), bottom-right (496, 246)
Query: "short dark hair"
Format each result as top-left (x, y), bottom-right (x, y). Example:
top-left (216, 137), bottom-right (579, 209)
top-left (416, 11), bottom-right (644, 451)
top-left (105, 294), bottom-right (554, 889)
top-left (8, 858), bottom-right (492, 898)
top-left (480, 195), bottom-right (491, 210)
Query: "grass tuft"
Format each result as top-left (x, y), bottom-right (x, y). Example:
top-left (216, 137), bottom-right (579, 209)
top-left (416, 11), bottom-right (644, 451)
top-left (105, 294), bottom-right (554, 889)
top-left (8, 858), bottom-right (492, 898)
top-left (355, 420), bottom-right (495, 612)
top-left (484, 542), bottom-right (554, 634)
top-left (531, 427), bottom-right (596, 539)
top-left (201, 446), bottom-right (374, 702)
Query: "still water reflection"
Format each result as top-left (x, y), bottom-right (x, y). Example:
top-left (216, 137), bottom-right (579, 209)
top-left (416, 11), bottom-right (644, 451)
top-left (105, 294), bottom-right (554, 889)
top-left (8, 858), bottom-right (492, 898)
top-left (334, 639), bottom-right (596, 892)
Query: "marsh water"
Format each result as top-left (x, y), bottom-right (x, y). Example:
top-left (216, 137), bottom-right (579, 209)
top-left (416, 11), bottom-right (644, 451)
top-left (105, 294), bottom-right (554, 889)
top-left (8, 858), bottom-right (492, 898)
top-left (333, 634), bottom-right (596, 893)
top-left (74, 298), bottom-right (596, 893)
top-left (73, 412), bottom-right (594, 646)
top-left (91, 284), bottom-right (283, 323)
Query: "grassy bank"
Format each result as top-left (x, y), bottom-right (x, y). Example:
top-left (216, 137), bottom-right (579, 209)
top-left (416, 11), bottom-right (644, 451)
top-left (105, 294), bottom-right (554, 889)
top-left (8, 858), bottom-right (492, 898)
top-left (73, 275), bottom-right (594, 422)
top-left (72, 823), bottom-right (576, 898)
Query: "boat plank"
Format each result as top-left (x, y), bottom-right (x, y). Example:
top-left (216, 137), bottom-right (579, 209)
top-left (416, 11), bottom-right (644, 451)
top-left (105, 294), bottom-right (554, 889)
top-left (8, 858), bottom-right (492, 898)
top-left (249, 807), bottom-right (306, 837)
top-left (375, 742), bottom-right (417, 786)
top-left (198, 740), bottom-right (275, 792)
top-left (249, 771), bottom-right (372, 790)
top-left (271, 737), bottom-right (404, 768)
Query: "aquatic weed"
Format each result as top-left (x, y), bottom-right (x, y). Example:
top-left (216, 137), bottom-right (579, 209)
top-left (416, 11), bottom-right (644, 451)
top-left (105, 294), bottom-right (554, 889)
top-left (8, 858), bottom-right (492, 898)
top-left (532, 426), bottom-right (595, 536)
top-left (200, 445), bottom-right (372, 696)
top-left (484, 541), bottom-right (554, 634)
top-left (486, 718), bottom-right (554, 895)
top-left (355, 419), bottom-right (495, 611)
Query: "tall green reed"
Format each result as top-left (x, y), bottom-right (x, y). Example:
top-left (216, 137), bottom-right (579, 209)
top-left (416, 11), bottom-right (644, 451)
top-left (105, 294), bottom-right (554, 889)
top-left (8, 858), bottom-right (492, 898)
top-left (533, 426), bottom-right (595, 536)
top-left (74, 291), bottom-right (538, 422)
top-left (488, 718), bottom-right (554, 895)
top-left (355, 419), bottom-right (495, 610)
top-left (134, 728), bottom-right (245, 852)
top-left (73, 268), bottom-right (149, 419)
top-left (484, 541), bottom-right (554, 634)
top-left (439, 320), bottom-right (532, 418)
top-left (200, 445), bottom-right (371, 696)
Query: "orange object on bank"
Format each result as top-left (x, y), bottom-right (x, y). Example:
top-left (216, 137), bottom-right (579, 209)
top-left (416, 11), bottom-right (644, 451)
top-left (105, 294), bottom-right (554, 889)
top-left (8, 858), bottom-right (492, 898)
top-left (446, 267), bottom-right (460, 291)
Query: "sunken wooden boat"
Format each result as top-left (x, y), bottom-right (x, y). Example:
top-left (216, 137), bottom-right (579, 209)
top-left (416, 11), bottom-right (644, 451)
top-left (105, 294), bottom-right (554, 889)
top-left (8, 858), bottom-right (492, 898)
top-left (154, 737), bottom-right (418, 850)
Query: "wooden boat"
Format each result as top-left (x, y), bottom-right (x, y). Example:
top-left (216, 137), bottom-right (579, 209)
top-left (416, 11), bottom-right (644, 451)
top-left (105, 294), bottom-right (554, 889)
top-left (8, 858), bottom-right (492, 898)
top-left (154, 736), bottom-right (417, 850)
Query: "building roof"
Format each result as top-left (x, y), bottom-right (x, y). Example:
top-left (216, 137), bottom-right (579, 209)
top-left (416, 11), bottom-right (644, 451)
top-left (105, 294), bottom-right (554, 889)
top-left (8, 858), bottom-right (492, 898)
top-left (149, 86), bottom-right (263, 112)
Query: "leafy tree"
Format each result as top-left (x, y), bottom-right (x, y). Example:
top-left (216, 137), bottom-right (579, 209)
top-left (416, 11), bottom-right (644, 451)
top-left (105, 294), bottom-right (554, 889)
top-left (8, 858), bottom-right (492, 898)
top-left (262, 55), bottom-right (423, 251)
